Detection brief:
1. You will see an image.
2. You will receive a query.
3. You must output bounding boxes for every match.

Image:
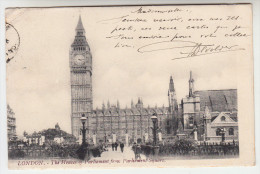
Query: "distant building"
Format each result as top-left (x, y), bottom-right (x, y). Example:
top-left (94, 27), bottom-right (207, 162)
top-left (23, 123), bottom-right (76, 146)
top-left (7, 104), bottom-right (17, 141)
top-left (54, 136), bottom-right (64, 144)
top-left (23, 131), bottom-right (45, 146)
top-left (203, 106), bottom-right (238, 142)
top-left (91, 100), bottom-right (173, 145)
top-left (180, 72), bottom-right (238, 142)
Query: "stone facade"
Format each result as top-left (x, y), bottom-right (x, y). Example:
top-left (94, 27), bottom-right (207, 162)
top-left (7, 104), bottom-right (16, 141)
top-left (87, 102), bottom-right (174, 144)
top-left (179, 72), bottom-right (238, 141)
top-left (203, 107), bottom-right (238, 142)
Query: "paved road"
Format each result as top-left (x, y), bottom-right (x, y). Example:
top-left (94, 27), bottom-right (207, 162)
top-left (93, 146), bottom-right (146, 160)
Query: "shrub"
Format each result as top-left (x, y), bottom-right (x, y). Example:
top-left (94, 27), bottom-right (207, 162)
top-left (8, 149), bottom-right (25, 159)
top-left (172, 139), bottom-right (198, 154)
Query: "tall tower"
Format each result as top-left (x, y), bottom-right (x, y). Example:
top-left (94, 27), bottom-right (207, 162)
top-left (168, 76), bottom-right (178, 113)
top-left (182, 71), bottom-right (200, 131)
top-left (168, 76), bottom-right (178, 134)
top-left (189, 71), bottom-right (194, 97)
top-left (70, 16), bottom-right (93, 139)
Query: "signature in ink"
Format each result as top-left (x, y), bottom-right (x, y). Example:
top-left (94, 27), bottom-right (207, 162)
top-left (137, 40), bottom-right (245, 60)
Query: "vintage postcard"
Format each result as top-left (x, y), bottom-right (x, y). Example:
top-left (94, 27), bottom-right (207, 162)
top-left (6, 4), bottom-right (254, 169)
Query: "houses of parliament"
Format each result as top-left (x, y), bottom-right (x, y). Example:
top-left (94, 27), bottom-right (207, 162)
top-left (70, 16), bottom-right (238, 144)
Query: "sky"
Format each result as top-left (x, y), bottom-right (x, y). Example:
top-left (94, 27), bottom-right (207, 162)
top-left (5, 6), bottom-right (251, 136)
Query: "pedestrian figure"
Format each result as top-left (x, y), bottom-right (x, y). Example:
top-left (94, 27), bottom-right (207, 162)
top-left (144, 144), bottom-right (152, 159)
top-left (115, 142), bottom-right (118, 151)
top-left (120, 142), bottom-right (124, 153)
top-left (134, 144), bottom-right (142, 160)
top-left (112, 143), bottom-right (115, 151)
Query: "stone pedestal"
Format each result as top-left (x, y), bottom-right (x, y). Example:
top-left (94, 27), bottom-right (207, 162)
top-left (78, 134), bottom-right (82, 144)
top-left (41, 136), bottom-right (45, 144)
top-left (194, 130), bottom-right (198, 141)
top-left (112, 134), bottom-right (116, 143)
top-left (158, 132), bottom-right (162, 142)
top-left (153, 146), bottom-right (160, 156)
top-left (93, 134), bottom-right (97, 145)
top-left (145, 133), bottom-right (148, 142)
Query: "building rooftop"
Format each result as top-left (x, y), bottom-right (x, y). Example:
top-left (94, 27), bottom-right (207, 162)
top-left (195, 89), bottom-right (237, 113)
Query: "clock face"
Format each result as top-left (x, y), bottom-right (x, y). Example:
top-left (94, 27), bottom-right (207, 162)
top-left (73, 54), bottom-right (85, 65)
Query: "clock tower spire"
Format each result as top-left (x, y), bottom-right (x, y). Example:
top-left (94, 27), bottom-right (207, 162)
top-left (70, 16), bottom-right (93, 139)
top-left (71, 15), bottom-right (89, 51)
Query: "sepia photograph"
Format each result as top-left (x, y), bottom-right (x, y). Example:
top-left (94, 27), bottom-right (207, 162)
top-left (5, 4), bottom-right (254, 169)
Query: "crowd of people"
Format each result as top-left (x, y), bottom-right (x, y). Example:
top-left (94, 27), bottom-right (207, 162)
top-left (111, 142), bottom-right (125, 152)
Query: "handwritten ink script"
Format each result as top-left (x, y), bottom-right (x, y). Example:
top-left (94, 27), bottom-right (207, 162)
top-left (98, 6), bottom-right (250, 60)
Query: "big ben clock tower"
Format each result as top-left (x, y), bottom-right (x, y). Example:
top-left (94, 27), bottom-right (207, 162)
top-left (70, 16), bottom-right (92, 139)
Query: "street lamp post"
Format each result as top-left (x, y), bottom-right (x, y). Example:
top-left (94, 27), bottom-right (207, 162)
top-left (77, 114), bottom-right (89, 160)
top-left (203, 115), bottom-right (206, 142)
top-left (220, 128), bottom-right (226, 143)
top-left (151, 113), bottom-right (159, 157)
top-left (151, 114), bottom-right (158, 146)
top-left (80, 114), bottom-right (88, 145)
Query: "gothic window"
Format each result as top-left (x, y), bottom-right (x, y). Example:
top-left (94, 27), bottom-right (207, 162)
top-left (229, 128), bottom-right (234, 135)
top-left (221, 116), bottom-right (226, 121)
top-left (216, 128), bottom-right (221, 136)
top-left (189, 116), bottom-right (193, 125)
